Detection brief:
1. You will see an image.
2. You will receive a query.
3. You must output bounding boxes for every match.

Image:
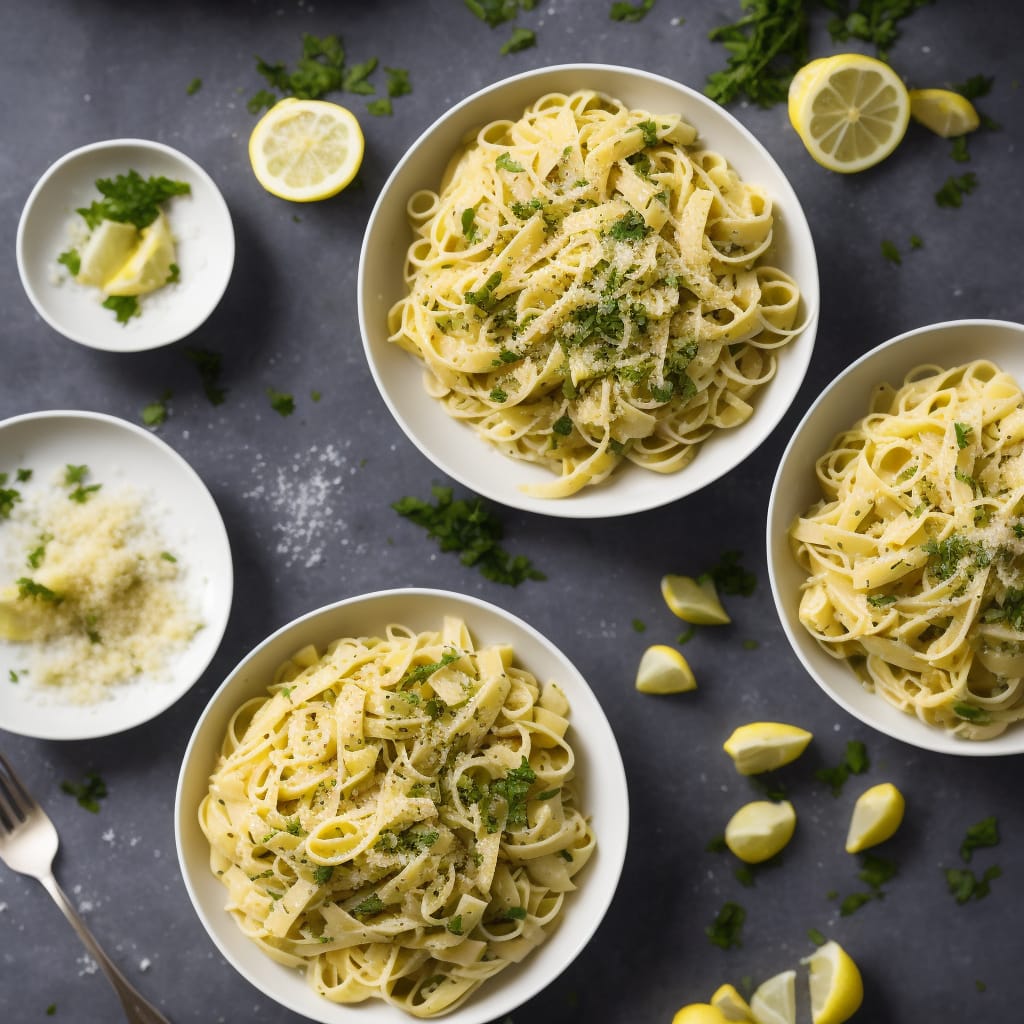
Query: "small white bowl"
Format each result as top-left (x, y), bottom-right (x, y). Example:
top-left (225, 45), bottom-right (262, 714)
top-left (16, 139), bottom-right (234, 352)
top-left (175, 588), bottom-right (628, 1024)
top-left (768, 319), bottom-right (1024, 755)
top-left (359, 63), bottom-right (818, 518)
top-left (0, 410), bottom-right (233, 739)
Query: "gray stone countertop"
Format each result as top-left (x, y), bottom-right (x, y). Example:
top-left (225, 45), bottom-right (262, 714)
top-left (1, 1), bottom-right (1022, 1021)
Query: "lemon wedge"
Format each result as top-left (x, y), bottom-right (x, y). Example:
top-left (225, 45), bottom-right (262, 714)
top-left (75, 220), bottom-right (139, 288)
top-left (104, 212), bottom-right (176, 297)
top-left (724, 800), bottom-right (796, 864)
top-left (723, 722), bottom-right (813, 775)
top-left (711, 982), bottom-right (755, 1021)
top-left (661, 574), bottom-right (731, 625)
top-left (750, 969), bottom-right (796, 1024)
top-left (909, 87), bottom-right (980, 137)
top-left (845, 781), bottom-right (905, 853)
top-left (635, 644), bottom-right (697, 694)
top-left (249, 97), bottom-right (364, 202)
top-left (672, 1005), bottom-right (732, 1024)
top-left (788, 53), bottom-right (910, 172)
top-left (802, 940), bottom-right (864, 1024)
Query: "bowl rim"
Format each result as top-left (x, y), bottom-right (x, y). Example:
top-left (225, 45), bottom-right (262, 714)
top-left (767, 317), bottom-right (1024, 756)
top-left (15, 137), bottom-right (235, 352)
top-left (174, 586), bottom-right (630, 1023)
top-left (0, 407), bottom-right (234, 739)
top-left (358, 61), bottom-right (819, 519)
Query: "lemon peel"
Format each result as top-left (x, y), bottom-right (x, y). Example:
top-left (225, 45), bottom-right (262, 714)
top-left (722, 722), bottom-right (812, 775)
top-left (802, 940), bottom-right (864, 1024)
top-left (635, 644), bottom-right (697, 694)
top-left (724, 800), bottom-right (796, 864)
top-left (249, 97), bottom-right (364, 202)
top-left (845, 781), bottom-right (905, 853)
top-left (672, 1005), bottom-right (732, 1024)
top-left (661, 574), bottom-right (731, 625)
top-left (788, 53), bottom-right (910, 173)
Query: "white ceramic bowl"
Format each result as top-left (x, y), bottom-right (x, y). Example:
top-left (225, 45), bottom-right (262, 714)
top-left (359, 63), bottom-right (818, 518)
top-left (16, 139), bottom-right (234, 351)
top-left (175, 588), bottom-right (628, 1024)
top-left (0, 410), bottom-right (233, 739)
top-left (768, 319), bottom-right (1024, 755)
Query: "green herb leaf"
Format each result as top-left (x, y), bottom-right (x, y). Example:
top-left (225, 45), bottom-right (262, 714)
top-left (935, 172), bottom-right (978, 208)
top-left (385, 66), bottom-right (412, 97)
top-left (960, 816), bottom-right (999, 863)
top-left (608, 209), bottom-right (650, 242)
top-left (77, 170), bottom-right (190, 230)
top-left (461, 207), bottom-right (479, 243)
top-left (946, 864), bottom-right (1001, 904)
top-left (815, 740), bottom-right (869, 796)
top-left (399, 649), bottom-right (461, 689)
top-left (185, 347), bottom-right (228, 405)
top-left (268, 388), bottom-right (295, 417)
top-left (60, 773), bottom-right (107, 813)
top-left (705, 550), bottom-right (757, 597)
top-left (706, 900), bottom-right (745, 949)
top-left (808, 927), bottom-right (827, 946)
top-left (954, 422), bottom-right (973, 449)
top-left (102, 295), bottom-right (139, 324)
top-left (142, 390), bottom-right (172, 428)
top-left (465, 271), bottom-right (503, 311)
top-left (186, 77), bottom-right (202, 95)
top-left (867, 593), bottom-right (897, 608)
top-left (881, 239), bottom-right (901, 265)
top-left (57, 248), bottom-right (81, 276)
top-left (313, 864), bottom-right (334, 885)
top-left (367, 97), bottom-right (393, 116)
top-left (500, 27), bottom-right (536, 54)
top-left (496, 152), bottom-right (525, 172)
top-left (16, 578), bottom-right (63, 604)
top-left (610, 0), bottom-right (654, 22)
top-left (352, 893), bottom-right (384, 917)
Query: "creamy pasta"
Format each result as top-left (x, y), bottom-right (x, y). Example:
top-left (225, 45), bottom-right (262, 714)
top-left (791, 360), bottom-right (1024, 739)
top-left (388, 89), bottom-right (803, 498)
top-left (200, 618), bottom-right (594, 1016)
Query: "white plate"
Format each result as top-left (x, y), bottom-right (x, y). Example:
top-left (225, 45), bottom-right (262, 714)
top-left (768, 319), bottom-right (1024, 755)
top-left (175, 588), bottom-right (629, 1024)
top-left (0, 411), bottom-right (233, 739)
top-left (16, 139), bottom-right (234, 352)
top-left (359, 63), bottom-right (819, 518)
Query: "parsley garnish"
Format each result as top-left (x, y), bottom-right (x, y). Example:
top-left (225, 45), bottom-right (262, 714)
top-left (267, 388), bottom-right (295, 416)
top-left (610, 0), bottom-right (654, 22)
top-left (461, 207), bottom-right (480, 243)
top-left (500, 27), bottom-right (536, 53)
top-left (496, 152), bottom-right (525, 172)
top-left (385, 67), bottom-right (412, 97)
top-left (489, 386), bottom-right (508, 403)
top-left (57, 248), bottom-right (81, 276)
top-left (367, 97), bottom-right (392, 117)
top-left (815, 740), bottom-right (869, 796)
top-left (632, 617), bottom-right (646, 632)
top-left (465, 271), bottom-right (503, 312)
top-left (165, 262), bottom-right (180, 285)
top-left (102, 295), bottom-right (139, 325)
top-left (0, 485), bottom-right (21, 519)
top-left (464, 0), bottom-right (534, 27)
top-left (807, 927), bottom-right (827, 946)
top-left (393, 486), bottom-right (544, 586)
top-left (636, 120), bottom-right (659, 147)
top-left (608, 209), bottom-right (650, 242)
top-left (284, 817), bottom-right (304, 836)
top-left (344, 58), bottom-right (378, 95)
top-left (16, 578), bottom-right (63, 604)
top-left (706, 900), bottom-right (745, 949)
top-left (953, 701), bottom-right (991, 724)
top-left (867, 593), bottom-right (897, 608)
top-left (552, 415), bottom-right (573, 436)
top-left (399, 649), bottom-right (461, 689)
top-left (500, 905), bottom-right (527, 921)
top-left (352, 893), bottom-right (384, 917)
top-left (185, 347), bottom-right (228, 405)
top-left (511, 198), bottom-right (543, 219)
top-left (447, 915), bottom-right (464, 935)
top-left (142, 390), bottom-right (172, 428)
top-left (946, 865), bottom-right (1001, 904)
top-left (77, 171), bottom-right (190, 231)
top-left (935, 172), bottom-right (977, 208)
top-left (954, 422), bottom-right (973, 449)
top-left (824, 0), bottom-right (932, 59)
top-left (490, 757), bottom-right (536, 829)
top-left (960, 816), bottom-right (999, 863)
top-left (881, 239), bottom-right (901, 265)
top-left (186, 77), bottom-right (202, 95)
top-left (60, 773), bottom-right (107, 813)
top-left (706, 550), bottom-right (757, 597)
top-left (313, 865), bottom-right (334, 885)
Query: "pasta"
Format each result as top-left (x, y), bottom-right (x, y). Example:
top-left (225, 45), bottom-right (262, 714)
top-left (388, 89), bottom-right (803, 498)
top-left (200, 618), bottom-right (594, 1016)
top-left (790, 360), bottom-right (1024, 739)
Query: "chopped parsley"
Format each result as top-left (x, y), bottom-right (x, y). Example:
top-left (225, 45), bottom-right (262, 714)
top-left (76, 171), bottom-right (191, 231)
top-left (489, 386), bottom-right (508, 403)
top-left (935, 172), bottom-right (978, 208)
top-left (102, 295), bottom-right (139, 325)
top-left (64, 462), bottom-right (101, 503)
top-left (16, 578), bottom-right (63, 604)
top-left (393, 486), bottom-right (545, 586)
top-left (465, 271), bottom-right (503, 312)
top-left (351, 893), bottom-right (384, 917)
top-left (464, 0), bottom-right (535, 27)
top-left (0, 486), bottom-right (21, 519)
top-left (511, 198), bottom-right (543, 219)
top-left (807, 927), bottom-right (827, 946)
top-left (185, 347), bottom-right (228, 405)
top-left (385, 67), bottom-right (412, 97)
top-left (313, 865), bottom-right (334, 885)
top-left (705, 550), bottom-right (757, 597)
top-left (489, 757), bottom-right (537, 829)
top-left (367, 97), bottom-right (392, 117)
top-left (954, 421), bottom-right (973, 448)
top-left (500, 27), bottom-right (536, 53)
top-left (142, 390), bottom-right (172, 428)
top-left (631, 617), bottom-right (646, 632)
top-left (60, 772), bottom-right (107, 813)
top-left (815, 739), bottom-right (869, 796)
top-left (267, 388), bottom-right (295, 416)
top-left (881, 239), bottom-right (901, 265)
top-left (824, 0), bottom-right (933, 59)
top-left (608, 209), bottom-right (650, 242)
top-left (552, 415), bottom-right (573, 436)
top-left (867, 593), bottom-right (897, 608)
top-left (461, 207), bottom-right (480, 243)
top-left (636, 119), bottom-right (660, 147)
top-left (836, 852), bottom-right (897, 915)
top-left (57, 248), bottom-right (81, 276)
top-left (610, 0), bottom-right (655, 21)
top-left (499, 905), bottom-right (527, 921)
top-left (960, 816), bottom-right (999, 863)
top-left (946, 865), bottom-right (1001, 904)
top-left (706, 900), bottom-right (745, 949)
top-left (165, 262), bottom-right (180, 285)
top-left (186, 77), bottom-right (202, 95)
top-left (447, 915), bottom-right (464, 935)
top-left (398, 649), bottom-right (461, 689)
top-left (496, 152), bottom-right (525, 172)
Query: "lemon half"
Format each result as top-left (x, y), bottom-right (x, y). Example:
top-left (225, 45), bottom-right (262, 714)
top-left (788, 53), bottom-right (910, 172)
top-left (724, 800), bottom-right (797, 864)
top-left (909, 88), bottom-right (980, 137)
top-left (635, 644), bottom-right (697, 694)
top-left (723, 722), bottom-right (813, 775)
top-left (802, 940), bottom-right (864, 1024)
top-left (845, 781), bottom-right (905, 853)
top-left (249, 97), bottom-right (364, 202)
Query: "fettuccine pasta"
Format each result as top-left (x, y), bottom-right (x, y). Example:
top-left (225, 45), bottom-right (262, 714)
top-left (200, 618), bottom-right (594, 1016)
top-left (791, 360), bottom-right (1024, 739)
top-left (388, 89), bottom-right (803, 498)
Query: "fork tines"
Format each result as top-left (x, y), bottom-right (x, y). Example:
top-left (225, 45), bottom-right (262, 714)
top-left (0, 753), bottom-right (32, 831)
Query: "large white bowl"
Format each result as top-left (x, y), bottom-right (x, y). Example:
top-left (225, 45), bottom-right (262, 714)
top-left (358, 64), bottom-right (819, 518)
top-left (16, 139), bottom-right (234, 351)
top-left (175, 588), bottom-right (629, 1024)
top-left (768, 319), bottom-right (1024, 756)
top-left (0, 410), bottom-right (233, 739)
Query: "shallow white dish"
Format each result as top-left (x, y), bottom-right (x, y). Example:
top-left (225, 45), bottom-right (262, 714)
top-left (16, 139), bottom-right (234, 352)
top-left (175, 587), bottom-right (628, 1024)
top-left (0, 410), bottom-right (233, 739)
top-left (768, 319), bottom-right (1024, 756)
top-left (359, 63), bottom-right (818, 518)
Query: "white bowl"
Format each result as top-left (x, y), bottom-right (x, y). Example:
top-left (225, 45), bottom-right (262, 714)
top-left (16, 139), bottom-right (234, 352)
top-left (358, 63), bottom-right (819, 518)
top-left (175, 588), bottom-right (628, 1024)
top-left (0, 410), bottom-right (233, 739)
top-left (768, 319), bottom-right (1024, 755)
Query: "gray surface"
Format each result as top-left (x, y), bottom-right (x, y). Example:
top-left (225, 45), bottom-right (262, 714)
top-left (1, 1), bottom-right (1022, 1021)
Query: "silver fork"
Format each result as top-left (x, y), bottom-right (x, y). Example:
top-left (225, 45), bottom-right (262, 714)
top-left (0, 753), bottom-right (171, 1024)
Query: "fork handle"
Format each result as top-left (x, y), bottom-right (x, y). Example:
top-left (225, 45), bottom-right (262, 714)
top-left (38, 872), bottom-right (171, 1024)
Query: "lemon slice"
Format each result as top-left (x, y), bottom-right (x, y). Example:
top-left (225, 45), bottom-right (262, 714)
top-left (661, 574), bottom-right (731, 624)
top-left (750, 970), bottom-right (796, 1024)
top-left (75, 220), bottom-right (139, 288)
top-left (672, 1005), bottom-right (732, 1024)
top-left (711, 982), bottom-right (755, 1021)
top-left (802, 940), bottom-right (864, 1024)
top-left (909, 87), bottom-right (980, 137)
top-left (723, 722), bottom-right (813, 775)
top-left (249, 97), bottom-right (364, 202)
top-left (724, 800), bottom-right (797, 864)
top-left (635, 644), bottom-right (697, 694)
top-left (845, 781), bottom-right (905, 853)
top-left (104, 212), bottom-right (176, 297)
top-left (788, 53), bottom-right (910, 172)
top-left (787, 55), bottom-right (839, 135)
